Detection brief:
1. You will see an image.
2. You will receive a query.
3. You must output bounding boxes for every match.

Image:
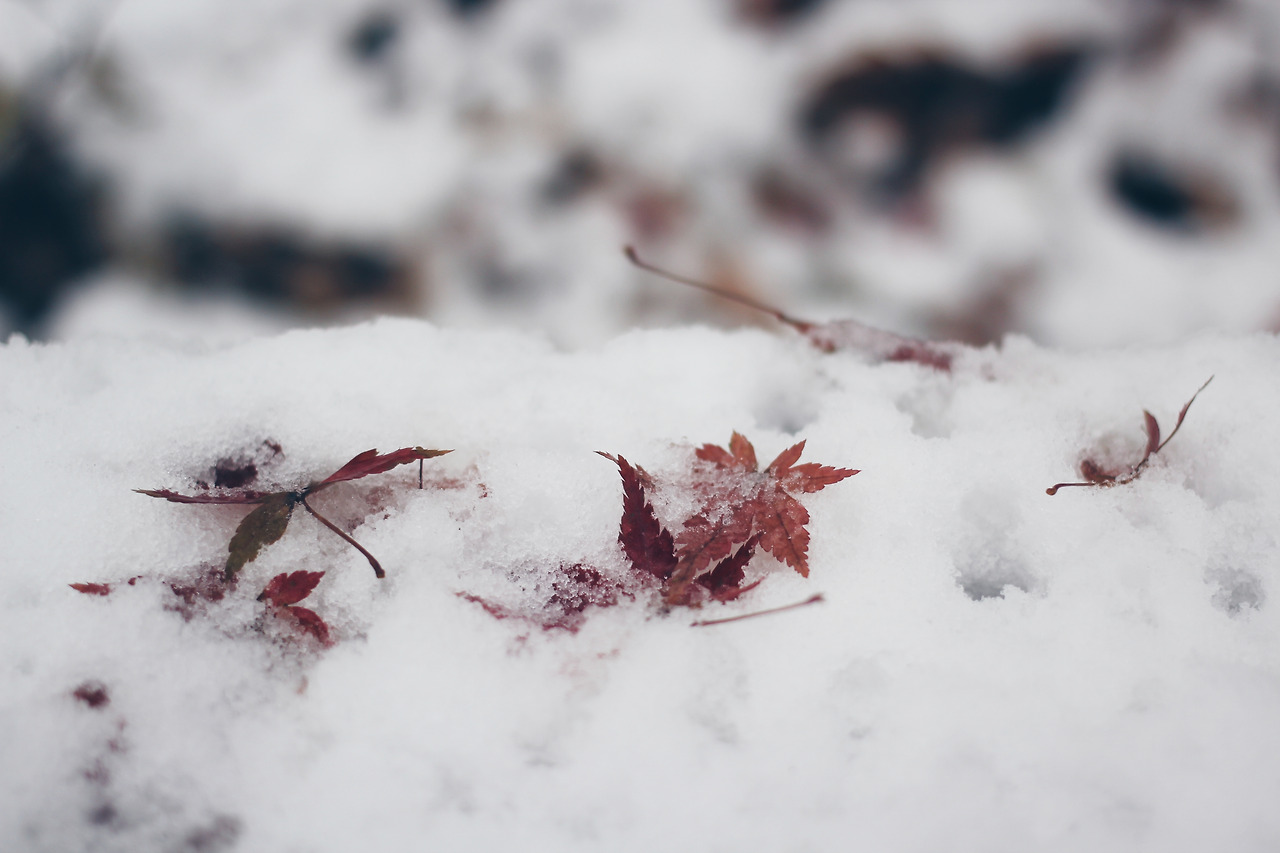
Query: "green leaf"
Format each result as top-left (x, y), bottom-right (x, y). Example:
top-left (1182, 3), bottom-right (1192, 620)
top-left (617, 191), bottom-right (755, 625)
top-left (225, 493), bottom-right (295, 580)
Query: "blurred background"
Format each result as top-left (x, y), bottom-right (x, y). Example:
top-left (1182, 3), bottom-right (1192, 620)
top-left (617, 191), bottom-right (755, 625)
top-left (3, 0), bottom-right (1280, 349)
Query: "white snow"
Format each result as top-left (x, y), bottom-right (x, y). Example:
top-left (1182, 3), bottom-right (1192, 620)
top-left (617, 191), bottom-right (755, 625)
top-left (6, 0), bottom-right (1280, 849)
top-left (3, 320), bottom-right (1280, 851)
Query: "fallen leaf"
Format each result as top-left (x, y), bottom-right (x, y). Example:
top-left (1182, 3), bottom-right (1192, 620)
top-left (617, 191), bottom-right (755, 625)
top-left (1048, 377), bottom-right (1212, 495)
top-left (599, 453), bottom-right (677, 581)
top-left (225, 493), bottom-right (295, 580)
top-left (258, 570), bottom-right (324, 607)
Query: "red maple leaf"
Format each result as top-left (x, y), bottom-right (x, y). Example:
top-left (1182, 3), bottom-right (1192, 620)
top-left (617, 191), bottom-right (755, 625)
top-left (139, 445), bottom-right (451, 579)
top-left (601, 433), bottom-right (857, 608)
top-left (678, 433), bottom-right (858, 583)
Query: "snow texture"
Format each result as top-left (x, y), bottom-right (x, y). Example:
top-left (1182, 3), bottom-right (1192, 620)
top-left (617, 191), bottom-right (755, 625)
top-left (2, 320), bottom-right (1279, 851)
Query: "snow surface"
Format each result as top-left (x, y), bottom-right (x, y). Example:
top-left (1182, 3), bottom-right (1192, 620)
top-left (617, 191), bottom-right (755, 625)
top-left (6, 1), bottom-right (1280, 849)
top-left (3, 320), bottom-right (1280, 851)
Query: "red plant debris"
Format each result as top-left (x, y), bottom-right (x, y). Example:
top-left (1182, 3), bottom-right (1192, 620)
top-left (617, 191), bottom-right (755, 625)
top-left (259, 571), bottom-right (332, 646)
top-left (601, 432), bottom-right (857, 607)
top-left (1047, 377), bottom-right (1212, 495)
top-left (73, 681), bottom-right (110, 709)
top-left (625, 245), bottom-right (954, 371)
top-left (70, 582), bottom-right (113, 596)
top-left (139, 445), bottom-right (451, 580)
top-left (457, 562), bottom-right (627, 634)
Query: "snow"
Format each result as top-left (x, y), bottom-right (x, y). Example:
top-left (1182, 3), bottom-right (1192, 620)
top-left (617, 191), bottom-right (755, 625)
top-left (3, 320), bottom-right (1280, 851)
top-left (6, 0), bottom-right (1280, 848)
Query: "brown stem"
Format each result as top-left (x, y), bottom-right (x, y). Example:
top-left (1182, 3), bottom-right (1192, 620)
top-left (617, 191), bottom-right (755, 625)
top-left (624, 246), bottom-right (808, 329)
top-left (300, 494), bottom-right (385, 578)
top-left (690, 593), bottom-right (825, 627)
top-left (1046, 482), bottom-right (1096, 496)
top-left (1155, 375), bottom-right (1213, 454)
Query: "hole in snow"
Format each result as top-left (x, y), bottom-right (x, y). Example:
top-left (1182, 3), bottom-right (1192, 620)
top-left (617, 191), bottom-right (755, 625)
top-left (956, 555), bottom-right (1037, 601)
top-left (1209, 568), bottom-right (1264, 616)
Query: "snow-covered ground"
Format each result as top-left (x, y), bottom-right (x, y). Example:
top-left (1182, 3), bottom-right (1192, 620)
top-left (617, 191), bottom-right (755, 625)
top-left (3, 321), bottom-right (1280, 851)
top-left (5, 0), bottom-right (1280, 850)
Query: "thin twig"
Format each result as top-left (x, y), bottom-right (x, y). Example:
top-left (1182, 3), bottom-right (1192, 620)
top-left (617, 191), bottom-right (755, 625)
top-left (690, 593), bottom-right (825, 627)
top-left (624, 246), bottom-right (806, 327)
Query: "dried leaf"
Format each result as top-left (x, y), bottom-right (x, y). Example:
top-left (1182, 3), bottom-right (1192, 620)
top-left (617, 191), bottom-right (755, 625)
top-left (258, 570), bottom-right (324, 607)
top-left (280, 605), bottom-right (332, 646)
top-left (676, 507), bottom-right (757, 580)
top-left (601, 453), bottom-right (677, 581)
top-left (142, 444), bottom-right (452, 580)
top-left (225, 493), bottom-right (295, 580)
top-left (136, 489), bottom-right (269, 504)
top-left (1048, 377), bottom-right (1213, 495)
top-left (1142, 410), bottom-right (1161, 460)
top-left (681, 433), bottom-right (856, 577)
top-left (696, 535), bottom-right (761, 601)
top-left (316, 447), bottom-right (452, 488)
top-left (70, 582), bottom-right (112, 596)
top-left (753, 492), bottom-right (813, 576)
top-left (626, 246), bottom-right (953, 370)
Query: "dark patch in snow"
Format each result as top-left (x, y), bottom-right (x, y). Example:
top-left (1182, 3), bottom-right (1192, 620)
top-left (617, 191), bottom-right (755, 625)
top-left (738, 0), bottom-right (831, 29)
top-left (161, 214), bottom-right (412, 311)
top-left (181, 814), bottom-right (242, 853)
top-left (957, 555), bottom-right (1038, 601)
top-left (1108, 150), bottom-right (1237, 233)
top-left (72, 681), bottom-right (110, 709)
top-left (444, 0), bottom-right (501, 19)
top-left (0, 109), bottom-right (108, 333)
top-left (800, 46), bottom-right (1091, 203)
top-left (1210, 568), bottom-right (1264, 615)
top-left (752, 387), bottom-right (819, 436)
top-left (540, 148), bottom-right (603, 207)
top-left (347, 11), bottom-right (400, 65)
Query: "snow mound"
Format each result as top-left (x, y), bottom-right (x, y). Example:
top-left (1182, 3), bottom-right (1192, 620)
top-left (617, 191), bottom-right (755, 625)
top-left (2, 319), bottom-right (1279, 851)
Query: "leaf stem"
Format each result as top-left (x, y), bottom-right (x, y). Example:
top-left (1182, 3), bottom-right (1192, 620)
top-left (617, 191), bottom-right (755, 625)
top-left (690, 593), bottom-right (825, 627)
top-left (624, 246), bottom-right (806, 328)
top-left (300, 494), bottom-right (385, 578)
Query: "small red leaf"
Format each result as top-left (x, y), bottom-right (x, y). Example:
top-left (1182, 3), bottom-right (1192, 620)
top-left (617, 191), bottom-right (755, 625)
top-left (696, 534), bottom-right (760, 600)
top-left (317, 447), bottom-right (451, 488)
top-left (603, 453), bottom-right (677, 581)
top-left (779, 462), bottom-right (859, 493)
top-left (694, 443), bottom-right (737, 468)
top-left (258, 571), bottom-right (325, 607)
top-left (728, 432), bottom-right (758, 470)
top-left (136, 489), bottom-right (270, 504)
top-left (70, 583), bottom-right (112, 596)
top-left (281, 606), bottom-right (332, 646)
top-left (1142, 411), bottom-right (1161, 460)
top-left (766, 440), bottom-right (806, 475)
